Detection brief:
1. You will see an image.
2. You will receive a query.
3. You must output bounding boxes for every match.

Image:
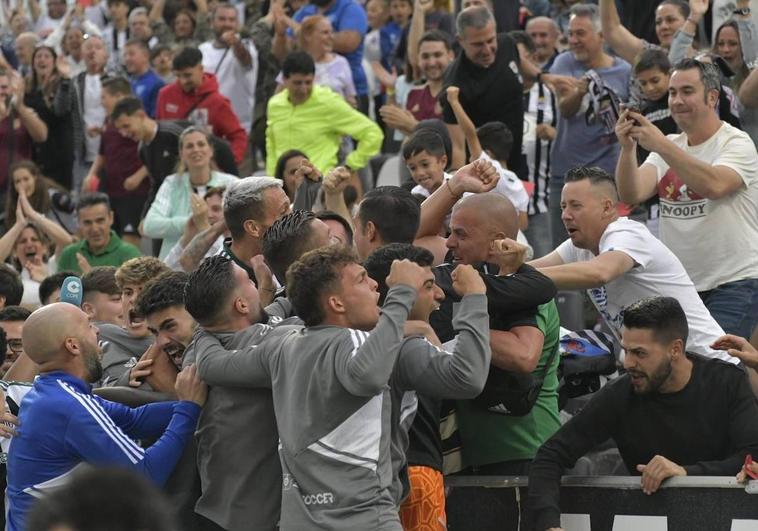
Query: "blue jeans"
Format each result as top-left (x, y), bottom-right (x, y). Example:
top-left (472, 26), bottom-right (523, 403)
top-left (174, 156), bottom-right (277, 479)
top-left (700, 278), bottom-right (758, 338)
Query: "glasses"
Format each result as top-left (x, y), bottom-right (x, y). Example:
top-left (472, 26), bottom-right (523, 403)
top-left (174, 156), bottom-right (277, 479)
top-left (6, 339), bottom-right (22, 355)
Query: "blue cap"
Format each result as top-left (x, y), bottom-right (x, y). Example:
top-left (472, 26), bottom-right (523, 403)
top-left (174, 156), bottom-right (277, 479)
top-left (60, 276), bottom-right (83, 307)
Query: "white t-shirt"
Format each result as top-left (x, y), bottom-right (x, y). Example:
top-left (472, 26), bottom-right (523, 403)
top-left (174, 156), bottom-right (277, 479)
top-left (476, 152), bottom-right (529, 213)
top-left (643, 122), bottom-right (758, 291)
top-left (556, 217), bottom-right (735, 362)
top-left (411, 172), bottom-right (451, 198)
top-left (83, 74), bottom-right (105, 162)
top-left (199, 40), bottom-right (258, 132)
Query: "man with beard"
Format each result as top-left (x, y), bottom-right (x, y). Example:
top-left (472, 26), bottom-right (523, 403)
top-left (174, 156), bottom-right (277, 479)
top-left (182, 254), bottom-right (292, 531)
top-left (526, 297), bottom-right (758, 531)
top-left (5, 302), bottom-right (206, 531)
top-left (379, 30), bottom-right (454, 134)
top-left (191, 246), bottom-right (427, 530)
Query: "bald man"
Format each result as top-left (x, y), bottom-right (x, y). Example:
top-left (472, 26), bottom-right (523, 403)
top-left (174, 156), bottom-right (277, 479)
top-left (525, 16), bottom-right (561, 69)
top-left (415, 161), bottom-right (561, 481)
top-left (6, 303), bottom-right (206, 531)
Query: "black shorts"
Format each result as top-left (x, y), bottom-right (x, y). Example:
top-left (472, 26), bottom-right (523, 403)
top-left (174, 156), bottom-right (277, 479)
top-left (111, 196), bottom-right (146, 236)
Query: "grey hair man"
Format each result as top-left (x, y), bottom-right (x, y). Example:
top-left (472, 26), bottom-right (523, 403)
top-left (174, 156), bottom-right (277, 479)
top-left (525, 16), bottom-right (560, 69)
top-left (441, 6), bottom-right (527, 176)
top-left (546, 2), bottom-right (631, 248)
top-left (179, 177), bottom-right (291, 278)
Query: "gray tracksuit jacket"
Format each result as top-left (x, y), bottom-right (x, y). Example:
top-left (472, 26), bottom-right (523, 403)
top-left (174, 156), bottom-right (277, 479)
top-left (192, 284), bottom-right (417, 530)
top-left (388, 293), bottom-right (491, 504)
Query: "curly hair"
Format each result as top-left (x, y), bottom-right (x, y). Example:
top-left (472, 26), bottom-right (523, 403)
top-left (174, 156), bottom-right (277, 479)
top-left (115, 257), bottom-right (171, 291)
top-left (286, 245), bottom-right (359, 326)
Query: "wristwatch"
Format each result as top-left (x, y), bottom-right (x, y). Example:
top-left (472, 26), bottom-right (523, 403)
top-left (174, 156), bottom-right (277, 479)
top-left (734, 7), bottom-right (751, 16)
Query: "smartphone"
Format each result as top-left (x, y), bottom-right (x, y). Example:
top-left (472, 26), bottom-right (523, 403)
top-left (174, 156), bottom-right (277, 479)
top-left (620, 104), bottom-right (640, 125)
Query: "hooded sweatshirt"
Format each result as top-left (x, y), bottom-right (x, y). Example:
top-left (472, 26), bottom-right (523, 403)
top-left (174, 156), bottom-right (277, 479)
top-left (156, 72), bottom-right (247, 164)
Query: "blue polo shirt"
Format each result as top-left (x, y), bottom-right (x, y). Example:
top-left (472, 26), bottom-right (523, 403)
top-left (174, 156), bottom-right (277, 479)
top-left (293, 0), bottom-right (368, 96)
top-left (131, 69), bottom-right (165, 118)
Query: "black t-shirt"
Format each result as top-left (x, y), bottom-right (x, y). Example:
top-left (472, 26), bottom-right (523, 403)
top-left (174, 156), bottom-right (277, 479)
top-left (527, 354), bottom-right (758, 530)
top-left (405, 262), bottom-right (556, 471)
top-left (638, 95), bottom-right (677, 163)
top-left (441, 34), bottom-right (526, 178)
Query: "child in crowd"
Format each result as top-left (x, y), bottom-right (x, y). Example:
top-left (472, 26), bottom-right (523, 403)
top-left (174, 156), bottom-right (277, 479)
top-left (445, 86), bottom-right (530, 231)
top-left (634, 49), bottom-right (676, 162)
top-left (631, 49), bottom-right (675, 236)
top-left (402, 128), bottom-right (450, 198)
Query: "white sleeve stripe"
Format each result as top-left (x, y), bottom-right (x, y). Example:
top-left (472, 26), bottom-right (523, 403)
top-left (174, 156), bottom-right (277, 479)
top-left (349, 329), bottom-right (369, 358)
top-left (57, 381), bottom-right (144, 463)
top-left (67, 384), bottom-right (145, 462)
top-left (349, 329), bottom-right (360, 358)
top-left (59, 382), bottom-right (144, 462)
top-left (80, 393), bottom-right (146, 459)
top-left (79, 392), bottom-right (146, 459)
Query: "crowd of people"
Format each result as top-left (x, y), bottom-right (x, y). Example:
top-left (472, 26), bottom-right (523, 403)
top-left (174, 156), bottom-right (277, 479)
top-left (1, 0), bottom-right (758, 530)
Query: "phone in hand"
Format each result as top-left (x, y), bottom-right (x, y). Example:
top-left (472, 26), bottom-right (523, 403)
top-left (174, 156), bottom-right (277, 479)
top-left (620, 103), bottom-right (640, 125)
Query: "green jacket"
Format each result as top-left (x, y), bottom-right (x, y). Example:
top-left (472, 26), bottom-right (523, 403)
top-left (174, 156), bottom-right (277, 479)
top-left (57, 231), bottom-right (142, 274)
top-left (456, 301), bottom-right (562, 466)
top-left (265, 85), bottom-right (383, 175)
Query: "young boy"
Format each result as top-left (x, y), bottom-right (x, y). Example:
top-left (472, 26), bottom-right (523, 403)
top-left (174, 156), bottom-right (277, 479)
top-left (631, 48), bottom-right (675, 236)
top-left (402, 128), bottom-right (451, 198)
top-left (83, 77), bottom-right (150, 248)
top-left (81, 266), bottom-right (124, 327)
top-left (633, 48), bottom-right (676, 161)
top-left (446, 86), bottom-right (530, 231)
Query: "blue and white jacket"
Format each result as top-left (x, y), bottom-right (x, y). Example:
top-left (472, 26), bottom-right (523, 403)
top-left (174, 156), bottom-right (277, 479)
top-left (6, 371), bottom-right (200, 531)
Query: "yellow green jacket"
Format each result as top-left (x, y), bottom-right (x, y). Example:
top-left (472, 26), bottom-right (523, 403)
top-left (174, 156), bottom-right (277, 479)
top-left (265, 85), bottom-right (383, 175)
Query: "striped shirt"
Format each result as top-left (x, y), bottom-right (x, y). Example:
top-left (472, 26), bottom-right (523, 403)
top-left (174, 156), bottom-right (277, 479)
top-left (522, 81), bottom-right (556, 215)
